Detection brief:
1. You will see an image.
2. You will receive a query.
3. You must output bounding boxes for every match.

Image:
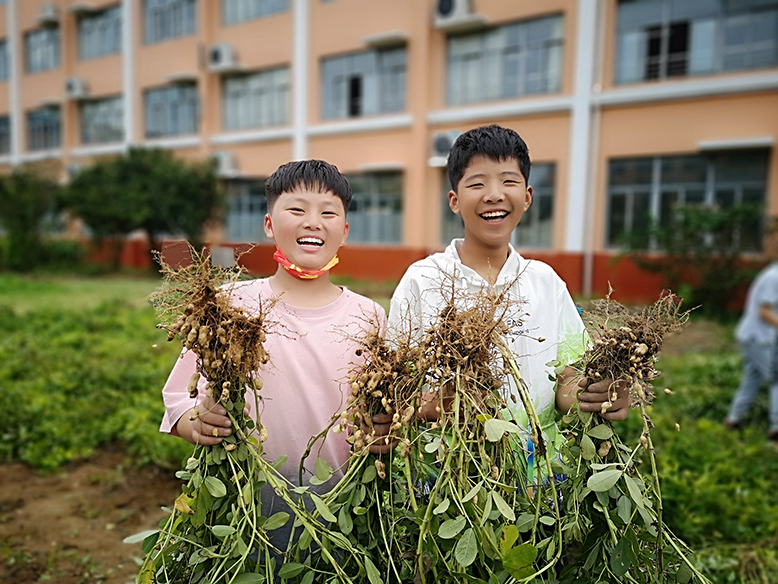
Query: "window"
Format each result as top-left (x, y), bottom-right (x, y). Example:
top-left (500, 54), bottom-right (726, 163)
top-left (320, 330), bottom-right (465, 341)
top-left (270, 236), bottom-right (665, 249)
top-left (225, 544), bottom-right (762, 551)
top-left (145, 84), bottom-right (199, 138)
top-left (223, 67), bottom-right (289, 130)
top-left (223, 0), bottom-right (287, 25)
top-left (321, 47), bottom-right (406, 119)
top-left (0, 40), bottom-right (8, 81)
top-left (80, 96), bottom-right (123, 144)
top-left (27, 107), bottom-right (61, 151)
top-left (144, 0), bottom-right (196, 44)
top-left (225, 179), bottom-right (268, 242)
top-left (25, 27), bottom-right (60, 73)
top-left (345, 172), bottom-right (403, 244)
top-left (447, 15), bottom-right (563, 106)
top-left (607, 150), bottom-right (769, 251)
top-left (615, 0), bottom-right (778, 83)
top-left (79, 5), bottom-right (122, 60)
top-left (0, 116), bottom-right (10, 155)
top-left (440, 163), bottom-right (556, 248)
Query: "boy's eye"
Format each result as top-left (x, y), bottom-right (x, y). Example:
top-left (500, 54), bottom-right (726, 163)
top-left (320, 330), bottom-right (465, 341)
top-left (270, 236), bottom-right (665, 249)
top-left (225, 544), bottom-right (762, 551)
top-left (289, 207), bottom-right (304, 213)
top-left (466, 183), bottom-right (483, 188)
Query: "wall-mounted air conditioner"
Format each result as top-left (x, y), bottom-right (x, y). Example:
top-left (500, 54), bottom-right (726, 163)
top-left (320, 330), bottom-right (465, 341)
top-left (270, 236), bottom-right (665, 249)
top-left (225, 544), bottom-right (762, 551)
top-left (207, 43), bottom-right (241, 73)
top-left (65, 77), bottom-right (89, 100)
top-left (433, 0), bottom-right (489, 32)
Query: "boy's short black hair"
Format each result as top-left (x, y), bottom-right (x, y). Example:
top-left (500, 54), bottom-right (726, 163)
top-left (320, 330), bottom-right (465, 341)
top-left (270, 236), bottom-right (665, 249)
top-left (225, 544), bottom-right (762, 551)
top-left (265, 159), bottom-right (352, 213)
top-left (447, 124), bottom-right (531, 191)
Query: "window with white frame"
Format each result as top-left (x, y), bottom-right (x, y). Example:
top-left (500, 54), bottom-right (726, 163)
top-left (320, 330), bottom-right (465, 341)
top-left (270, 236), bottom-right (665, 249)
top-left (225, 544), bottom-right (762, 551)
top-left (439, 163), bottom-right (556, 248)
top-left (607, 151), bottom-right (769, 251)
top-left (80, 96), bottom-right (124, 145)
top-left (225, 179), bottom-right (269, 242)
top-left (222, 67), bottom-right (289, 131)
top-left (79, 5), bottom-right (122, 60)
top-left (447, 15), bottom-right (563, 106)
top-left (27, 107), bottom-right (61, 151)
top-left (144, 83), bottom-right (199, 138)
top-left (0, 40), bottom-right (8, 81)
top-left (144, 0), bottom-right (196, 44)
top-left (223, 0), bottom-right (288, 25)
top-left (321, 47), bottom-right (406, 119)
top-left (0, 116), bottom-right (10, 155)
top-left (615, 0), bottom-right (778, 84)
top-left (345, 172), bottom-right (403, 244)
top-left (25, 27), bottom-right (60, 73)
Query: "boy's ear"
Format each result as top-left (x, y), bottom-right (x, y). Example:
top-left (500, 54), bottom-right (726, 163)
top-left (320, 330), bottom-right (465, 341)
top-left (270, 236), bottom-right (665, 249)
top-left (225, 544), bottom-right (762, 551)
top-left (341, 222), bottom-right (350, 246)
top-left (524, 186), bottom-right (533, 211)
top-left (263, 214), bottom-right (274, 239)
top-left (448, 190), bottom-right (461, 215)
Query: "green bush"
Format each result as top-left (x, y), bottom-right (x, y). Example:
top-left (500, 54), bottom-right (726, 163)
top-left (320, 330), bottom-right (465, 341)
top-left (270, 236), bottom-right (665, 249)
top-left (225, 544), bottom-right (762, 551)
top-left (0, 298), bottom-right (190, 470)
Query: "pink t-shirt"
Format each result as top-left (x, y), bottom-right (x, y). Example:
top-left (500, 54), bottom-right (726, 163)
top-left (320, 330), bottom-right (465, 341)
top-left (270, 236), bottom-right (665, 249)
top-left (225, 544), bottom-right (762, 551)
top-left (160, 278), bottom-right (385, 486)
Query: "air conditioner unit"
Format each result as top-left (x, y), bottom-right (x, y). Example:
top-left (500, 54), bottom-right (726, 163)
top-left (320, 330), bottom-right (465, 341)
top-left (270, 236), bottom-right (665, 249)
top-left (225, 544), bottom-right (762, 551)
top-left (433, 0), bottom-right (488, 32)
top-left (37, 3), bottom-right (60, 26)
top-left (65, 77), bottom-right (89, 100)
top-left (431, 130), bottom-right (460, 158)
top-left (208, 43), bottom-right (240, 73)
top-left (211, 150), bottom-right (239, 178)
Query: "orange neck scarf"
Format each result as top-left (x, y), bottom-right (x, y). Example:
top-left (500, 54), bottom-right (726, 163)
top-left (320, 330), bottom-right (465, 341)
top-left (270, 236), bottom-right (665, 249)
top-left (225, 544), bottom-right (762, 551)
top-left (273, 248), bottom-right (339, 280)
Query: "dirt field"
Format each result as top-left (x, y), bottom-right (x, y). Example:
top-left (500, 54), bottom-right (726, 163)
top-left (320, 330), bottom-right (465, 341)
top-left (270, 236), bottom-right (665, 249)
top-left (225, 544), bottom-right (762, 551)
top-left (0, 319), bottom-right (730, 584)
top-left (0, 446), bottom-right (181, 584)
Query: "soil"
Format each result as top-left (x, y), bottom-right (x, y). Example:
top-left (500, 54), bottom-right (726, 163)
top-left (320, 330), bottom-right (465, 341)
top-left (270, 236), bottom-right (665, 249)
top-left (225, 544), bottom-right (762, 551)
top-left (0, 446), bottom-right (182, 584)
top-left (0, 319), bottom-right (730, 584)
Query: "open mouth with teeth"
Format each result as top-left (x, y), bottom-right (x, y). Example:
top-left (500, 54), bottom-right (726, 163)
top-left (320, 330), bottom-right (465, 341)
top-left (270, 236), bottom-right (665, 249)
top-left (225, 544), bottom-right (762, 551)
top-left (297, 237), bottom-right (324, 248)
top-left (479, 210), bottom-right (509, 222)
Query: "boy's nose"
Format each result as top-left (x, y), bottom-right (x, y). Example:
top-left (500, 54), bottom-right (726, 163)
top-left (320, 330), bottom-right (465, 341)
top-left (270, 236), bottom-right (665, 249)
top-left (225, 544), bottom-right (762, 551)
top-left (484, 184), bottom-right (505, 202)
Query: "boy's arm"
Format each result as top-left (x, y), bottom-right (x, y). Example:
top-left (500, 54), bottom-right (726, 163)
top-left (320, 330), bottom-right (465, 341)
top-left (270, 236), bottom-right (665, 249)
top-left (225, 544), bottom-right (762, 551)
top-left (556, 366), bottom-right (630, 421)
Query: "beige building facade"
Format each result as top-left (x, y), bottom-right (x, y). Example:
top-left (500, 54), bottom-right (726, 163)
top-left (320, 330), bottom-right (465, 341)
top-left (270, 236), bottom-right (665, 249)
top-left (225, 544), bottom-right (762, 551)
top-left (1, 0), bottom-right (776, 298)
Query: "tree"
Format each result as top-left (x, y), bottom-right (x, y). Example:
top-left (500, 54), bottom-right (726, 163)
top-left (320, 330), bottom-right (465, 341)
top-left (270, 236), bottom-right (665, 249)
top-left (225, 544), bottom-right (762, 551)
top-left (65, 148), bottom-right (221, 269)
top-left (624, 203), bottom-right (764, 317)
top-left (0, 169), bottom-right (61, 272)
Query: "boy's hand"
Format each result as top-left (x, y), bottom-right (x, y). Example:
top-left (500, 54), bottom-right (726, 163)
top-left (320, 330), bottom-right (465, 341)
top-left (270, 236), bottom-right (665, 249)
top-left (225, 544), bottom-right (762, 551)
top-left (577, 377), bottom-right (630, 421)
top-left (176, 396), bottom-right (233, 445)
top-left (365, 412), bottom-right (399, 455)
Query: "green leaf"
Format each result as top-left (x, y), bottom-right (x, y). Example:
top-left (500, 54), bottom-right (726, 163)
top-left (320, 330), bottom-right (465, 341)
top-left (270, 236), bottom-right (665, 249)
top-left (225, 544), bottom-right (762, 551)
top-left (277, 562), bottom-right (305, 578)
top-left (676, 561), bottom-right (693, 584)
top-left (271, 455), bottom-right (288, 470)
top-left (609, 538), bottom-right (630, 578)
top-left (580, 434), bottom-right (597, 460)
top-left (433, 498), bottom-right (451, 515)
top-left (500, 524), bottom-right (519, 555)
top-left (491, 491), bottom-right (515, 522)
top-left (364, 556), bottom-right (382, 584)
top-left (300, 572), bottom-right (314, 584)
top-left (462, 481), bottom-right (482, 503)
top-left (587, 469), bottom-right (622, 492)
top-left (311, 494), bottom-right (337, 523)
top-left (338, 505), bottom-right (354, 535)
top-left (623, 475), bottom-right (645, 510)
top-left (455, 528), bottom-right (478, 567)
top-left (231, 574), bottom-right (266, 583)
top-left (515, 513), bottom-right (534, 532)
top-left (586, 424), bottom-right (614, 440)
top-left (484, 418), bottom-right (522, 442)
top-left (361, 464), bottom-right (377, 483)
top-left (314, 457), bottom-right (334, 482)
top-left (617, 495), bottom-right (632, 524)
top-left (479, 490), bottom-right (493, 526)
top-left (264, 512), bottom-right (290, 531)
top-left (210, 525), bottom-right (236, 538)
top-left (424, 438), bottom-right (441, 453)
top-left (122, 529), bottom-right (158, 545)
top-left (203, 476), bottom-right (227, 498)
top-left (438, 516), bottom-right (467, 539)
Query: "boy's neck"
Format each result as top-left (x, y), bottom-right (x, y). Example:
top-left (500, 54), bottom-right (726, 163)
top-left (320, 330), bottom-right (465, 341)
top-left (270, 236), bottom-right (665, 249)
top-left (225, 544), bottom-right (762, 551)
top-left (268, 266), bottom-right (342, 308)
top-left (457, 239), bottom-right (511, 285)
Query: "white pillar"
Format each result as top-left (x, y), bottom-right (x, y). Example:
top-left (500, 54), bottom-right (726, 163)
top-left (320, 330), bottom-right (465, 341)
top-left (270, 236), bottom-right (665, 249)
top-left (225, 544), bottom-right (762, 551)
top-left (7, 0), bottom-right (22, 165)
top-left (292, 0), bottom-right (308, 160)
top-left (122, 0), bottom-right (135, 147)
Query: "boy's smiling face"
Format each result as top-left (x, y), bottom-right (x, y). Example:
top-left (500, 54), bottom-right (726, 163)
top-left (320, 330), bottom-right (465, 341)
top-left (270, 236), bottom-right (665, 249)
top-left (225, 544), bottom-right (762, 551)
top-left (264, 188), bottom-right (349, 271)
top-left (448, 155), bottom-right (532, 252)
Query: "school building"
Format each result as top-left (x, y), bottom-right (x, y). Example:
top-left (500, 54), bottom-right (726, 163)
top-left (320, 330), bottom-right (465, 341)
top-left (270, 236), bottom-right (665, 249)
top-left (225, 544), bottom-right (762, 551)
top-left (1, 0), bottom-right (777, 301)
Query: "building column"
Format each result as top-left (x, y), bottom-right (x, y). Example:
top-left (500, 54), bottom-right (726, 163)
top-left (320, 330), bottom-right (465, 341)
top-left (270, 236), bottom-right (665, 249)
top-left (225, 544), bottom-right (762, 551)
top-left (292, 0), bottom-right (308, 160)
top-left (7, 0), bottom-right (21, 165)
top-left (122, 0), bottom-right (135, 147)
top-left (565, 0), bottom-right (600, 293)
